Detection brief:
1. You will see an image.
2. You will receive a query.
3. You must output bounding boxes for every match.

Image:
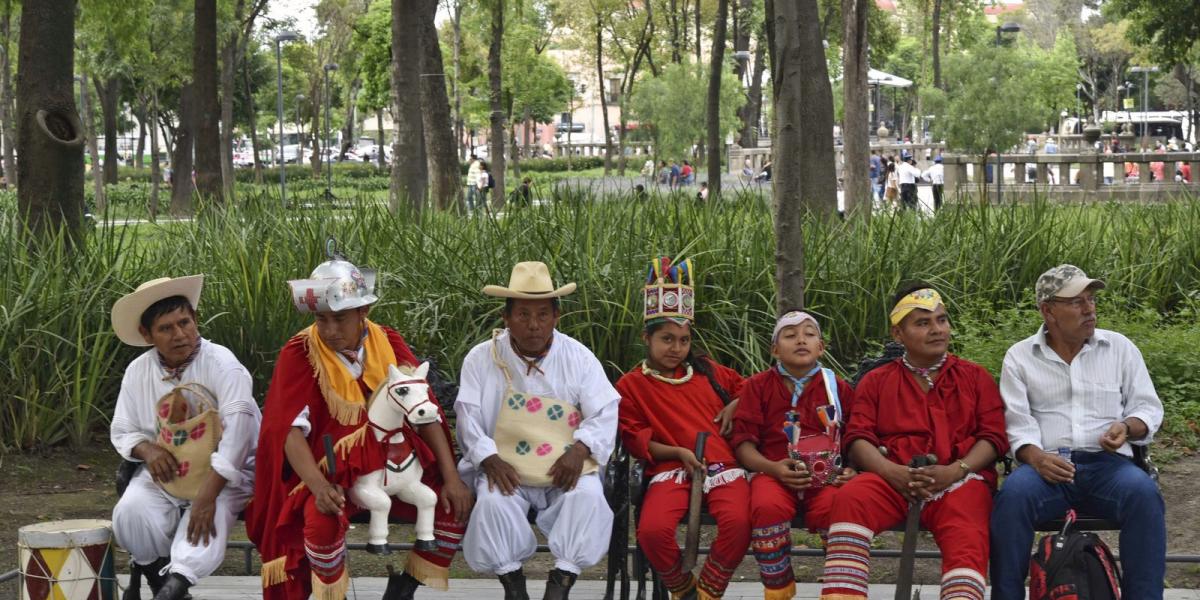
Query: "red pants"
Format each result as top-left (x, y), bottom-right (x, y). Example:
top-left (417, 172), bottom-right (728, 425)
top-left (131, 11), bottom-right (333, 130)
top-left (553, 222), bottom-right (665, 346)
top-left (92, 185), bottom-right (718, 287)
top-left (638, 475), bottom-right (751, 598)
top-left (266, 492), bottom-right (466, 600)
top-left (749, 475), bottom-right (840, 599)
top-left (819, 472), bottom-right (990, 599)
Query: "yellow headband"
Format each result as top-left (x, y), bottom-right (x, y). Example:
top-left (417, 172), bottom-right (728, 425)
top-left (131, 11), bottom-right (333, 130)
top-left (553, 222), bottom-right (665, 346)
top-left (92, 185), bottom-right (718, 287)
top-left (889, 288), bottom-right (944, 326)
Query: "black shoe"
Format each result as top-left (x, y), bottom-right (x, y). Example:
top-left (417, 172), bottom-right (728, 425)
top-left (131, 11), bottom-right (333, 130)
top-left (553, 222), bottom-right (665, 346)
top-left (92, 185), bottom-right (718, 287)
top-left (382, 565), bottom-right (423, 600)
top-left (498, 568), bottom-right (530, 600)
top-left (123, 557), bottom-right (170, 600)
top-left (542, 568), bottom-right (577, 600)
top-left (151, 573), bottom-right (190, 600)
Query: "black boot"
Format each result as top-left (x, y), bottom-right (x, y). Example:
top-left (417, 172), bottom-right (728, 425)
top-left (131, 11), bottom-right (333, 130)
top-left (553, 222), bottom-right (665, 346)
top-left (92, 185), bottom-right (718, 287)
top-left (123, 557), bottom-right (170, 600)
top-left (151, 573), bottom-right (190, 600)
top-left (498, 568), bottom-right (530, 600)
top-left (542, 568), bottom-right (577, 600)
top-left (382, 564), bottom-right (423, 600)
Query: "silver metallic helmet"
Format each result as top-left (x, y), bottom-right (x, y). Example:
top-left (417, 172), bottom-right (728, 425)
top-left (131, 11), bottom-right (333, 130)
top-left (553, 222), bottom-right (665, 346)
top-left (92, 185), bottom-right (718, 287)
top-left (287, 241), bottom-right (379, 313)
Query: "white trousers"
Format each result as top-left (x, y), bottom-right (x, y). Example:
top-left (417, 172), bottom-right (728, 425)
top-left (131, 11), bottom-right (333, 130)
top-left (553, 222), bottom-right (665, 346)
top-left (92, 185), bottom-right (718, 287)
top-left (463, 472), bottom-right (613, 576)
top-left (111, 469), bottom-right (251, 584)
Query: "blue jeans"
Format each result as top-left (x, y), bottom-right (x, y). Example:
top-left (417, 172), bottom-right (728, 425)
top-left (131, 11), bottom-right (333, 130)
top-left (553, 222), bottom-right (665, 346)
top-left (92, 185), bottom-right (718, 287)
top-left (989, 451), bottom-right (1164, 600)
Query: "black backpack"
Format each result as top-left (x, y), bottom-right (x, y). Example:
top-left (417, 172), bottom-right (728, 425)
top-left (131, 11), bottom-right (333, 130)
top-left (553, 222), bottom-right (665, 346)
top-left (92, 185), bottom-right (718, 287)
top-left (1029, 510), bottom-right (1123, 600)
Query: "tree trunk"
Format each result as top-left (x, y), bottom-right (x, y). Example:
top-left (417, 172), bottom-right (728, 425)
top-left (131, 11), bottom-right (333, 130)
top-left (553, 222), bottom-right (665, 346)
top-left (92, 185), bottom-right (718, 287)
top-left (487, 0), bottom-right (506, 208)
top-left (418, 0), bottom-right (462, 211)
top-left (769, 0), bottom-right (806, 313)
top-left (149, 88), bottom-right (161, 222)
top-left (733, 0), bottom-right (751, 146)
top-left (340, 78), bottom-right (360, 158)
top-left (391, 0), bottom-right (428, 212)
top-left (595, 12), bottom-right (613, 175)
top-left (796, 0), bottom-right (837, 215)
top-left (0, 0), bottom-right (16, 189)
top-left (220, 31), bottom-right (237, 201)
top-left (742, 39), bottom-right (765, 147)
top-left (134, 100), bottom-right (146, 170)
top-left (170, 82), bottom-right (196, 215)
top-left (706, 0), bottom-right (728, 197)
top-left (376, 109), bottom-right (385, 170)
top-left (452, 0), bottom-right (465, 160)
top-left (669, 0), bottom-right (681, 64)
top-left (193, 0), bottom-right (222, 202)
top-left (694, 0), bottom-right (702, 64)
top-left (96, 76), bottom-right (120, 185)
top-left (932, 0), bottom-right (943, 89)
top-left (842, 0), bottom-right (870, 218)
top-left (243, 58), bottom-right (264, 184)
top-left (81, 69), bottom-right (106, 213)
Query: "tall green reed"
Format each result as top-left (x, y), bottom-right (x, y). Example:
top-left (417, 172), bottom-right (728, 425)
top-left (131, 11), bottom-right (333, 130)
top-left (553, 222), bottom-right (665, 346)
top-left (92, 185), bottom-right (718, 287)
top-left (2, 188), bottom-right (1199, 449)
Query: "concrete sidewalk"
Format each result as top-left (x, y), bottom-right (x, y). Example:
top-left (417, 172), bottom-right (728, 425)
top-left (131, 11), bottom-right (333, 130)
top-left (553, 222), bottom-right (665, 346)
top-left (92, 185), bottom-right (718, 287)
top-left (120, 576), bottom-right (1200, 599)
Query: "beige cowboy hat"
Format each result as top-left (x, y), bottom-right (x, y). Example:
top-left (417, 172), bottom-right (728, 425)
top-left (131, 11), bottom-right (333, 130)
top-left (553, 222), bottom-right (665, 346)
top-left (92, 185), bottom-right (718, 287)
top-left (111, 275), bottom-right (204, 347)
top-left (482, 261), bottom-right (576, 299)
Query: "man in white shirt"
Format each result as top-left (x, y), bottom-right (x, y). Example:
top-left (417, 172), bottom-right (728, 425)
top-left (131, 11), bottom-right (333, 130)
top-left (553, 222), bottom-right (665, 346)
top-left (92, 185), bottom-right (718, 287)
top-left (921, 155), bottom-right (945, 211)
top-left (109, 275), bottom-right (261, 600)
top-left (466, 154), bottom-right (481, 211)
top-left (897, 155), bottom-right (921, 210)
top-left (456, 261), bottom-right (620, 600)
top-left (990, 265), bottom-right (1165, 600)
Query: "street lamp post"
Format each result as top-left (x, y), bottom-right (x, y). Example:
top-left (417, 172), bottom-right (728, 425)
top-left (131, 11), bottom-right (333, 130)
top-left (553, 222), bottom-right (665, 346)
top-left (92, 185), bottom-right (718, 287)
top-left (323, 63), bottom-right (338, 202)
top-left (1076, 83), bottom-right (1085, 128)
top-left (274, 31), bottom-right (300, 208)
top-left (1130, 66), bottom-right (1158, 150)
top-left (993, 22), bottom-right (1021, 204)
top-left (295, 93), bottom-right (305, 168)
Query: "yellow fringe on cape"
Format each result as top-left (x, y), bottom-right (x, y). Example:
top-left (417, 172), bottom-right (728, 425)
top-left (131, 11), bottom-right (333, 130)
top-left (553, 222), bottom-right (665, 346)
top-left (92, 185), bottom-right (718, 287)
top-left (405, 553), bottom-right (450, 591)
top-left (260, 556), bottom-right (288, 588)
top-left (312, 570), bottom-right (350, 600)
top-left (764, 581), bottom-right (797, 600)
top-left (301, 320), bottom-right (398, 426)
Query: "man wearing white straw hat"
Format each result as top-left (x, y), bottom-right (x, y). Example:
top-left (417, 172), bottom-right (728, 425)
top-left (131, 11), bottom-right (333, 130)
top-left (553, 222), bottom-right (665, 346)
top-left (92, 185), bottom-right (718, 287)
top-left (455, 261), bottom-right (620, 600)
top-left (109, 275), bottom-right (261, 600)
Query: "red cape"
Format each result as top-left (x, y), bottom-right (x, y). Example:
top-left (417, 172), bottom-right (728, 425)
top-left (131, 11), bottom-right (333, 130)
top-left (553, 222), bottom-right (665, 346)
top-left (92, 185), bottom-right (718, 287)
top-left (244, 326), bottom-right (454, 578)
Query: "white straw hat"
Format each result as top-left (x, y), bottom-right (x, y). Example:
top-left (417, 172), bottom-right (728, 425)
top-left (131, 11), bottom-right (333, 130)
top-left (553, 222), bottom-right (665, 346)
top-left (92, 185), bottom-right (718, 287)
top-left (111, 275), bottom-right (204, 346)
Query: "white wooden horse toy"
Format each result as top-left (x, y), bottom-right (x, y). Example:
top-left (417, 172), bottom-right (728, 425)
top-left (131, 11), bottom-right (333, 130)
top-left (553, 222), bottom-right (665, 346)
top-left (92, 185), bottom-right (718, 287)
top-left (350, 362), bottom-right (442, 555)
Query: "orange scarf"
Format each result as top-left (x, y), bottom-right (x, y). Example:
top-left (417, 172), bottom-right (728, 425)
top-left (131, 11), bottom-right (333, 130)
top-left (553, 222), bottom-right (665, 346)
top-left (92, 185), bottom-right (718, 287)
top-left (303, 319), bottom-right (398, 426)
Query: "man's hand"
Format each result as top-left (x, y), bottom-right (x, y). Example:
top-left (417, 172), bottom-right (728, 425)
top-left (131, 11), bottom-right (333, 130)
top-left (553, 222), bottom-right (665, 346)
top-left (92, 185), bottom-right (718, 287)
top-left (1030, 449), bottom-right (1075, 484)
top-left (481, 454), bottom-right (522, 495)
top-left (713, 398), bottom-right (740, 437)
top-left (187, 491), bottom-right (218, 546)
top-left (834, 466), bottom-right (857, 486)
top-left (908, 464), bottom-right (963, 499)
top-left (674, 447), bottom-right (704, 471)
top-left (134, 443), bottom-right (180, 484)
top-left (547, 442), bottom-right (590, 491)
top-left (439, 475), bottom-right (475, 523)
top-left (770, 458), bottom-right (812, 491)
top-left (312, 481), bottom-right (346, 515)
top-left (880, 462), bottom-right (922, 502)
top-left (1100, 421), bottom-right (1130, 452)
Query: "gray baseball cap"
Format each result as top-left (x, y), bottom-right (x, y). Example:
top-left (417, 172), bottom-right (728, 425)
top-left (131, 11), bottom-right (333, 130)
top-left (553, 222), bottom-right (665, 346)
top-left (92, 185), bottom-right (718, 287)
top-left (1035, 264), bottom-right (1106, 304)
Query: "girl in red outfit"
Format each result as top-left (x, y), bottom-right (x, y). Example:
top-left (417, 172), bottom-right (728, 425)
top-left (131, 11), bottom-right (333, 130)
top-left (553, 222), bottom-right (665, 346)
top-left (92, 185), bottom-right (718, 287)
top-left (731, 311), bottom-right (856, 600)
top-left (617, 258), bottom-right (749, 600)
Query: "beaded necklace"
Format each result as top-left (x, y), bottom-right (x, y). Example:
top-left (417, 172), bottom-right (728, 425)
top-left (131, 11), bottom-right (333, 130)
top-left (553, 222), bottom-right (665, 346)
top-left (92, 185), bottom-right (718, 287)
top-left (641, 360), bottom-right (694, 385)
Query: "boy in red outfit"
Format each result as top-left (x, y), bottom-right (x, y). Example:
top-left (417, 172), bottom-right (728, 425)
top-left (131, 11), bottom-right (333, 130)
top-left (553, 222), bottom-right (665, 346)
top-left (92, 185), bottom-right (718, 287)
top-left (617, 258), bottom-right (749, 599)
top-left (818, 283), bottom-right (1008, 600)
top-left (731, 311), bottom-right (856, 600)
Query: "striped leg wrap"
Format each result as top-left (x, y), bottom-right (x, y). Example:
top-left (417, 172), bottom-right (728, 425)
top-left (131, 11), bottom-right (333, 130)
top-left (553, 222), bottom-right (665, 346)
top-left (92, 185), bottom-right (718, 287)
top-left (751, 522), bottom-right (794, 593)
top-left (697, 554), bottom-right (738, 598)
top-left (819, 522), bottom-right (874, 599)
top-left (657, 556), bottom-right (696, 596)
top-left (306, 538), bottom-right (349, 600)
top-left (940, 568), bottom-right (986, 600)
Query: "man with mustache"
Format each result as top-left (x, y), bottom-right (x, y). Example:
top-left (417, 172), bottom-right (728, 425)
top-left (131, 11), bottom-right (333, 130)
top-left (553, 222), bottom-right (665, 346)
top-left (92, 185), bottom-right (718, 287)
top-left (990, 265), bottom-right (1165, 600)
top-left (817, 282), bottom-right (1008, 600)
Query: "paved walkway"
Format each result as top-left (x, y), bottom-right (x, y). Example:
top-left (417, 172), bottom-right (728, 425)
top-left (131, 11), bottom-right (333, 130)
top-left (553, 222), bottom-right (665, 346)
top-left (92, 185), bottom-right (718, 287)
top-left (120, 576), bottom-right (1200, 599)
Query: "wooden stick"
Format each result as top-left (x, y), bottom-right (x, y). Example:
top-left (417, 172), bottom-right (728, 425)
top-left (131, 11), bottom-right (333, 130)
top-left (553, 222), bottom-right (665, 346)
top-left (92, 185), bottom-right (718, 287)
top-left (681, 431), bottom-right (710, 573)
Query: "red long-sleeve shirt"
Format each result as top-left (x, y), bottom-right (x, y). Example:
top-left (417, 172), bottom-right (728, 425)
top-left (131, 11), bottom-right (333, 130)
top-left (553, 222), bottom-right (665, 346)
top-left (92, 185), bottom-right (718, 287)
top-left (730, 368), bottom-right (855, 462)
